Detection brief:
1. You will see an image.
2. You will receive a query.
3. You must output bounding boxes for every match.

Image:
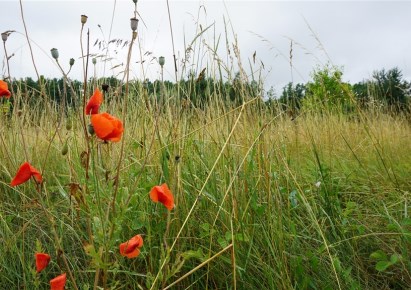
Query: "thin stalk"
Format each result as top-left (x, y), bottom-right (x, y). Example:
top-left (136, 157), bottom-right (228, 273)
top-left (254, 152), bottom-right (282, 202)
top-left (166, 0), bottom-right (178, 83)
top-left (19, 0), bottom-right (40, 80)
top-left (80, 27), bottom-right (91, 179)
top-left (2, 40), bottom-right (15, 96)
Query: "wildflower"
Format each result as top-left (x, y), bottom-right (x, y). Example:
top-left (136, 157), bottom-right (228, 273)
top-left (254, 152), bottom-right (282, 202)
top-left (0, 80), bottom-right (11, 98)
top-left (119, 234), bottom-right (143, 258)
top-left (10, 162), bottom-right (42, 186)
top-left (150, 183), bottom-right (174, 210)
top-left (50, 273), bottom-right (66, 290)
top-left (35, 252), bottom-right (51, 273)
top-left (315, 181), bottom-right (321, 188)
top-left (85, 88), bottom-right (103, 115)
top-left (90, 112), bottom-right (124, 142)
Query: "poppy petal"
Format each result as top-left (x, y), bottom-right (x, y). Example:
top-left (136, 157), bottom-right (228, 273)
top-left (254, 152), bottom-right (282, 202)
top-left (0, 80), bottom-right (11, 98)
top-left (35, 252), bottom-right (51, 273)
top-left (10, 162), bottom-right (32, 186)
top-left (119, 234), bottom-right (143, 259)
top-left (150, 183), bottom-right (174, 210)
top-left (124, 248), bottom-right (140, 258)
top-left (91, 113), bottom-right (115, 139)
top-left (91, 113), bottom-right (124, 142)
top-left (85, 88), bottom-right (103, 115)
top-left (29, 164), bottom-right (43, 183)
top-left (50, 273), bottom-right (66, 290)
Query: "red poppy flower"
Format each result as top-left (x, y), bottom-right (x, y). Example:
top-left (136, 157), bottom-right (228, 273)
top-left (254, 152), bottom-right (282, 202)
top-left (91, 112), bottom-right (124, 142)
top-left (150, 183), bottom-right (174, 210)
top-left (50, 273), bottom-right (66, 290)
top-left (10, 162), bottom-right (43, 186)
top-left (85, 88), bottom-right (103, 115)
top-left (35, 252), bottom-right (51, 273)
top-left (0, 80), bottom-right (11, 98)
top-left (119, 234), bottom-right (143, 258)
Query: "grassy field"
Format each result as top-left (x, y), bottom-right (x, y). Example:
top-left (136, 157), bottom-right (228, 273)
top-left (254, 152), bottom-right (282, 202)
top-left (1, 87), bottom-right (411, 289)
top-left (1, 2), bottom-right (411, 289)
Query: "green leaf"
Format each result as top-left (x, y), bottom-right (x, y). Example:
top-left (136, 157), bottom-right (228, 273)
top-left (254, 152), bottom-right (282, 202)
top-left (225, 231), bottom-right (232, 242)
top-left (375, 260), bottom-right (392, 272)
top-left (217, 237), bottom-right (228, 248)
top-left (370, 250), bottom-right (387, 261)
top-left (181, 248), bottom-right (206, 262)
top-left (387, 223), bottom-right (398, 231)
top-left (390, 253), bottom-right (401, 264)
top-left (401, 218), bottom-right (411, 226)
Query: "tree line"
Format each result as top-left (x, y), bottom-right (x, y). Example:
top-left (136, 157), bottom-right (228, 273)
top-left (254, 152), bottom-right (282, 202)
top-left (2, 65), bottom-right (410, 115)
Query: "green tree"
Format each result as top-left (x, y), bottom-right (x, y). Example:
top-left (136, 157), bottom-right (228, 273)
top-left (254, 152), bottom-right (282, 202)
top-left (303, 65), bottom-right (353, 114)
top-left (371, 67), bottom-right (410, 112)
top-left (279, 82), bottom-right (306, 113)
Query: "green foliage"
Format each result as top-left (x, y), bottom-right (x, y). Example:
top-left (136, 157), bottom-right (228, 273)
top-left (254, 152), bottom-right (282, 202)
top-left (302, 64), bottom-right (354, 113)
top-left (279, 82), bottom-right (306, 114)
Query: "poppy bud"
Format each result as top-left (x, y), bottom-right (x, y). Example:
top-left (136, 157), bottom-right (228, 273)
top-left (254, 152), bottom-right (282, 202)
top-left (92, 58), bottom-right (97, 65)
top-left (66, 120), bottom-right (72, 130)
top-left (1, 33), bottom-right (8, 42)
top-left (88, 124), bottom-right (95, 135)
top-left (50, 48), bottom-right (59, 60)
top-left (69, 58), bottom-right (75, 66)
top-left (130, 18), bottom-right (138, 32)
top-left (132, 0), bottom-right (137, 3)
top-left (61, 143), bottom-right (69, 156)
top-left (81, 15), bottom-right (88, 24)
top-left (102, 84), bottom-right (109, 92)
top-left (159, 56), bottom-right (165, 67)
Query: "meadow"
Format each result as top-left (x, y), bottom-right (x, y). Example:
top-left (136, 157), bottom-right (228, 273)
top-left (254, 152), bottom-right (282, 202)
top-left (1, 3), bottom-right (411, 290)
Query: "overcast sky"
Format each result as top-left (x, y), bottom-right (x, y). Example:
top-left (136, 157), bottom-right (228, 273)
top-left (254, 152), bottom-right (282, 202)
top-left (1, 0), bottom-right (411, 95)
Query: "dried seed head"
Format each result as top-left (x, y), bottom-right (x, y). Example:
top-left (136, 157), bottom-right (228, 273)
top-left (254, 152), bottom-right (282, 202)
top-left (50, 48), bottom-right (59, 60)
top-left (69, 58), bottom-right (75, 66)
top-left (1, 32), bottom-right (8, 42)
top-left (81, 15), bottom-right (88, 24)
top-left (130, 18), bottom-right (138, 32)
top-left (159, 56), bottom-right (165, 66)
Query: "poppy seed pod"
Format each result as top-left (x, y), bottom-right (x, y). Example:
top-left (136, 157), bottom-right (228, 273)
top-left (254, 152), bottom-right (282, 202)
top-left (50, 48), bottom-right (59, 60)
top-left (1, 33), bottom-right (7, 42)
top-left (92, 58), bottom-right (97, 65)
top-left (159, 56), bottom-right (165, 67)
top-left (132, 0), bottom-right (137, 3)
top-left (81, 15), bottom-right (88, 24)
top-left (88, 124), bottom-right (95, 135)
top-left (69, 58), bottom-right (75, 66)
top-left (130, 18), bottom-right (138, 32)
top-left (61, 143), bottom-right (69, 156)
